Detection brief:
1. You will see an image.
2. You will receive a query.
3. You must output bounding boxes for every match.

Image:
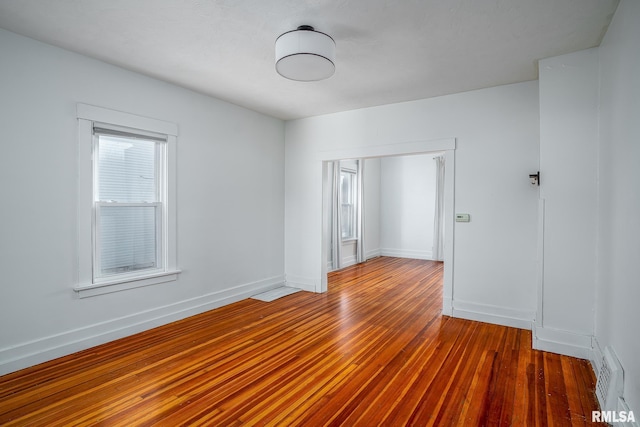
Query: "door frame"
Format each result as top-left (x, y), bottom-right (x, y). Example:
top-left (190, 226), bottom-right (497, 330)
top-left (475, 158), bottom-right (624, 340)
top-left (319, 137), bottom-right (456, 315)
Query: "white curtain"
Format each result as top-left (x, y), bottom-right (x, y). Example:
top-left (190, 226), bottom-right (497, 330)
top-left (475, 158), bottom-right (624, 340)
top-left (432, 154), bottom-right (445, 261)
top-left (356, 159), bottom-right (366, 264)
top-left (331, 161), bottom-right (342, 270)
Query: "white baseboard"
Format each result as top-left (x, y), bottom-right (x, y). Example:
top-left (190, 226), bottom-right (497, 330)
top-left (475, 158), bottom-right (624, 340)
top-left (328, 250), bottom-right (381, 270)
top-left (532, 324), bottom-right (593, 360)
top-left (380, 248), bottom-right (433, 260)
top-left (285, 274), bottom-right (317, 293)
top-left (366, 249), bottom-right (381, 259)
top-left (615, 396), bottom-right (640, 427)
top-left (452, 300), bottom-right (534, 330)
top-left (591, 336), bottom-right (604, 375)
top-left (0, 275), bottom-right (285, 376)
top-left (341, 255), bottom-right (357, 268)
top-left (442, 297), bottom-right (453, 316)
top-left (534, 328), bottom-right (640, 425)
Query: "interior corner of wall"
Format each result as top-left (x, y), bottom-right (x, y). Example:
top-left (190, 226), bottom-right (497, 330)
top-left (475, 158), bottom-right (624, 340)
top-left (532, 326), bottom-right (594, 360)
top-left (591, 335), bottom-right (604, 374)
top-left (442, 297), bottom-right (453, 316)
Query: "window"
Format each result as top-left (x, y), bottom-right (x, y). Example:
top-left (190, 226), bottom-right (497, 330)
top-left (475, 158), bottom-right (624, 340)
top-left (340, 168), bottom-right (357, 240)
top-left (75, 104), bottom-right (179, 297)
top-left (94, 128), bottom-right (163, 278)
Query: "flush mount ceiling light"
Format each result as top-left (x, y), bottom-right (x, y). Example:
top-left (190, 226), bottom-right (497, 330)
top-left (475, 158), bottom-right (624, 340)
top-left (275, 25), bottom-right (335, 81)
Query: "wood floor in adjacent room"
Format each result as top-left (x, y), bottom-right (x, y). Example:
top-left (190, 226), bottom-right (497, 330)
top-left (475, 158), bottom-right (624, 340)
top-left (0, 257), bottom-right (603, 426)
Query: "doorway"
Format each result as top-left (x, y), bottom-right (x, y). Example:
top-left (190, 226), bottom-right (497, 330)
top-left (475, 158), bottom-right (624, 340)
top-left (327, 154), bottom-right (442, 271)
top-left (319, 138), bottom-right (456, 316)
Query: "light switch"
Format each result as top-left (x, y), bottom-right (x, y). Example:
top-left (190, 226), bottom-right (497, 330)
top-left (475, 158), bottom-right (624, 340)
top-left (455, 213), bottom-right (470, 222)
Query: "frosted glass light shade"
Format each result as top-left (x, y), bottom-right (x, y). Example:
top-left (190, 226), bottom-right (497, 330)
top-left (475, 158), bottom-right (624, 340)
top-left (275, 26), bottom-right (335, 81)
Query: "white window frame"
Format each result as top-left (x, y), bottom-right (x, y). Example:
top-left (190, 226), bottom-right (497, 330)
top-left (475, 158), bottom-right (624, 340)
top-left (340, 167), bottom-right (357, 241)
top-left (75, 104), bottom-right (180, 298)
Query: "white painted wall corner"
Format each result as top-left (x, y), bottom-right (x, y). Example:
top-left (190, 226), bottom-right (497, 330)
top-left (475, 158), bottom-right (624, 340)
top-left (285, 274), bottom-right (318, 293)
top-left (452, 300), bottom-right (534, 330)
top-left (380, 248), bottom-right (433, 260)
top-left (532, 324), bottom-right (593, 360)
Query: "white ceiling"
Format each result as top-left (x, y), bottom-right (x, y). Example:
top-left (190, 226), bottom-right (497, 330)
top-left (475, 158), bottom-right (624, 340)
top-left (0, 0), bottom-right (618, 120)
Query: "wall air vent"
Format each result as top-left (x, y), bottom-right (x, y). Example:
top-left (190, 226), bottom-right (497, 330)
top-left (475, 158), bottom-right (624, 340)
top-left (596, 346), bottom-right (624, 412)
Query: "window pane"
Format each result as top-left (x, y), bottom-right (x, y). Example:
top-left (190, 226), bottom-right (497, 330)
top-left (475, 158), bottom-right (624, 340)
top-left (341, 204), bottom-right (353, 238)
top-left (99, 206), bottom-right (159, 275)
top-left (98, 135), bottom-right (156, 203)
top-left (340, 170), bottom-right (356, 239)
top-left (340, 172), bottom-right (352, 204)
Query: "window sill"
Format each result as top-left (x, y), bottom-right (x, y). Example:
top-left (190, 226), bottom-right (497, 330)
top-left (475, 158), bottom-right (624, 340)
top-left (74, 270), bottom-right (182, 298)
top-left (341, 238), bottom-right (358, 243)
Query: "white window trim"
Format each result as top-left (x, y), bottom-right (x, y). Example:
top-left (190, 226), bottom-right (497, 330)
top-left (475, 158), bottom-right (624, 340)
top-left (75, 104), bottom-right (180, 298)
top-left (340, 167), bottom-right (357, 242)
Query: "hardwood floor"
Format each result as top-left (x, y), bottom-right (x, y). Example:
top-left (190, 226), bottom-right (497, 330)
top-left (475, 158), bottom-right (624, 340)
top-left (0, 257), bottom-right (602, 426)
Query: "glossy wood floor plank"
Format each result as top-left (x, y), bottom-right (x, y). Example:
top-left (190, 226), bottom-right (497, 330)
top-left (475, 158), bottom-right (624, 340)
top-left (0, 257), bottom-right (603, 426)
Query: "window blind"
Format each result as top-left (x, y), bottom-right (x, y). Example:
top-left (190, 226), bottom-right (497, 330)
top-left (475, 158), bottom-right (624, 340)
top-left (93, 126), bottom-right (167, 142)
top-left (98, 206), bottom-right (159, 274)
top-left (94, 131), bottom-right (163, 277)
top-left (97, 135), bottom-right (157, 203)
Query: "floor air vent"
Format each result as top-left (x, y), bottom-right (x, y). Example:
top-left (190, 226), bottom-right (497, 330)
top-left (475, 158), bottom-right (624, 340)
top-left (596, 346), bottom-right (624, 412)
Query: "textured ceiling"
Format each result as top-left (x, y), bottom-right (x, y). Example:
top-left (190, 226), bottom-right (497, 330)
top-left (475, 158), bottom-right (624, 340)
top-left (0, 0), bottom-right (619, 120)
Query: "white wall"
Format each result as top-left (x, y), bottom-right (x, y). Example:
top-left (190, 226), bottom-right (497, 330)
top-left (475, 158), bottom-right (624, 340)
top-left (536, 2), bottom-right (640, 414)
top-left (380, 154), bottom-right (436, 260)
top-left (536, 48), bottom-right (600, 358)
top-left (596, 0), bottom-right (640, 413)
top-left (364, 158), bottom-right (381, 259)
top-left (285, 81), bottom-right (540, 328)
top-left (0, 29), bottom-right (285, 374)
